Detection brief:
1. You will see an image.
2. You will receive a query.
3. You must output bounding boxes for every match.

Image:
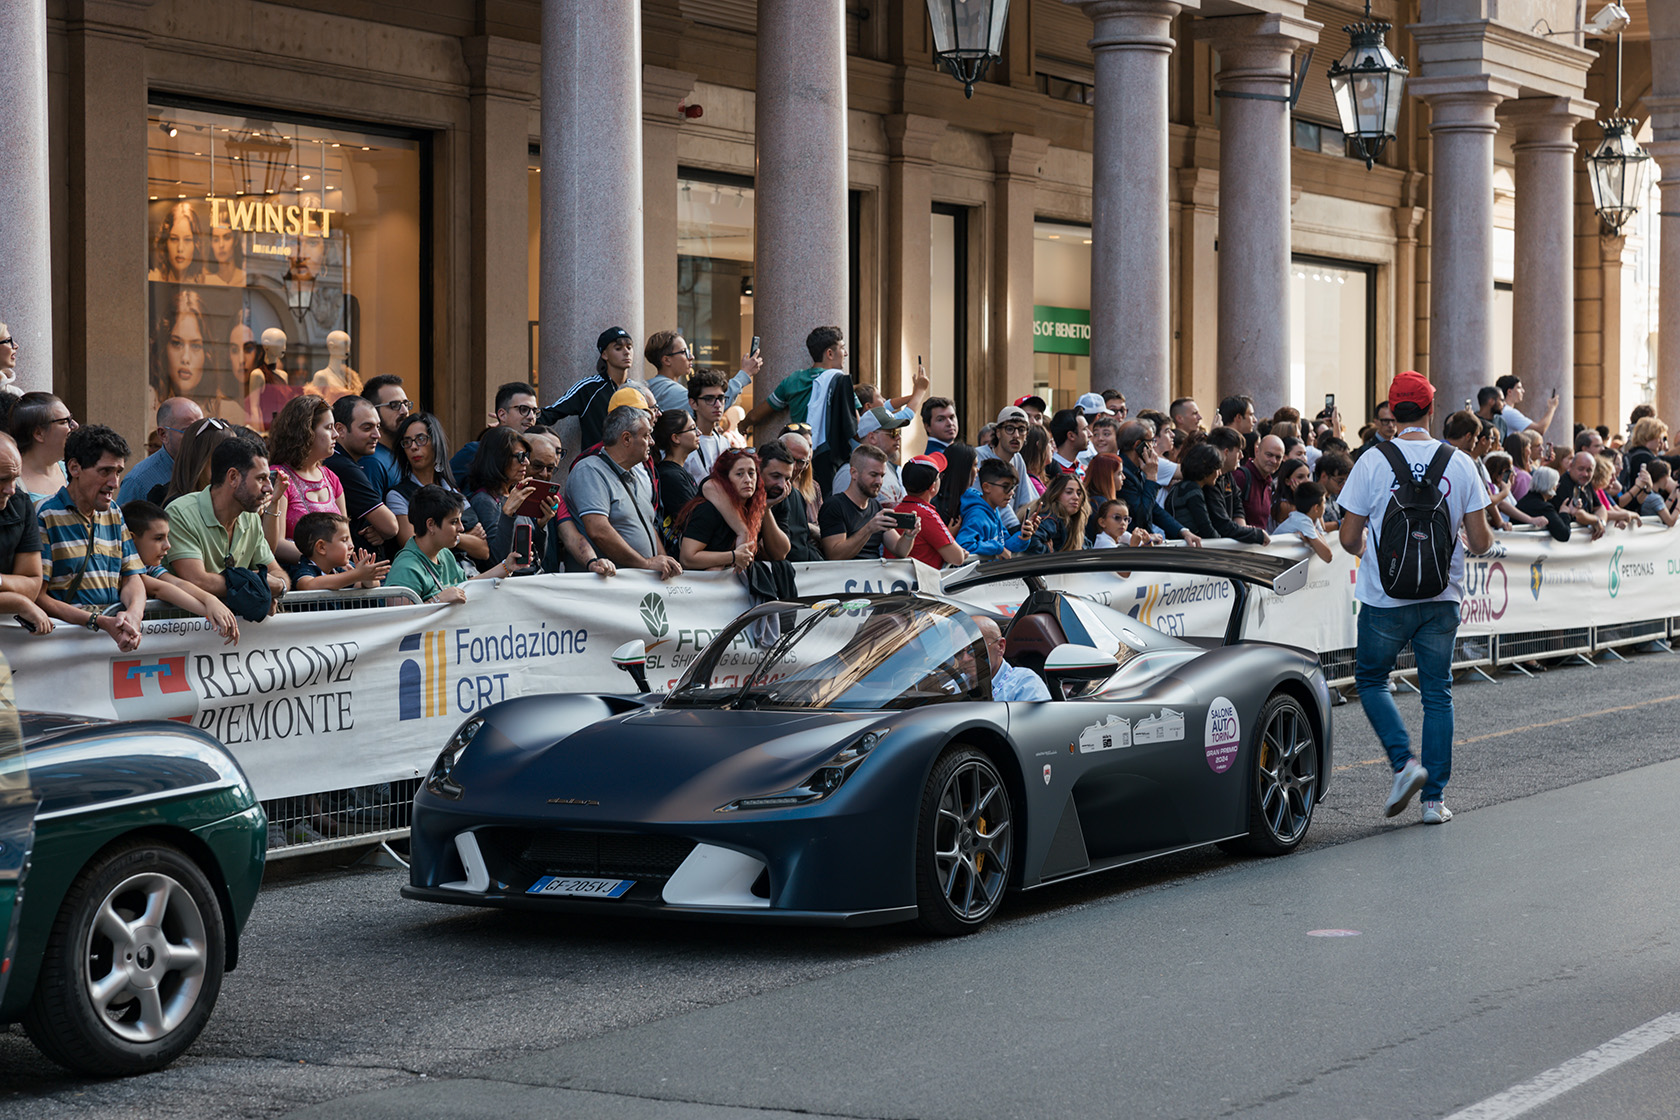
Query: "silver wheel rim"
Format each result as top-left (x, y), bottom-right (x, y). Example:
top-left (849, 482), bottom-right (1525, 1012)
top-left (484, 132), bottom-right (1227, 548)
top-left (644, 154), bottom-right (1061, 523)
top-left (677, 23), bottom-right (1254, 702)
top-left (1257, 705), bottom-right (1317, 845)
top-left (81, 871), bottom-right (209, 1044)
top-left (933, 760), bottom-right (1011, 921)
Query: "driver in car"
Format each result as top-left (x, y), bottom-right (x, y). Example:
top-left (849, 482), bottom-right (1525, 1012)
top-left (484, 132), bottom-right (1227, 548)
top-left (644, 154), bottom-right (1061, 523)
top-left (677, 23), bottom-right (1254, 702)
top-left (974, 616), bottom-right (1051, 702)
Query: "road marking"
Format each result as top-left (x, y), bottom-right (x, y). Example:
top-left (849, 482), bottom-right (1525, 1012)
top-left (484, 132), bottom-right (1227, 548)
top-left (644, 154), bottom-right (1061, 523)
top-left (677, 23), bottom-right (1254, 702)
top-left (1333, 692), bottom-right (1680, 772)
top-left (1442, 1011), bottom-right (1680, 1120)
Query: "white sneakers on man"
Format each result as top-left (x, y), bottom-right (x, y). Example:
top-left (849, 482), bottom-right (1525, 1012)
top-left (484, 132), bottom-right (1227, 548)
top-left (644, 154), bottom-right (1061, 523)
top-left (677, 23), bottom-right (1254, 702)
top-left (1421, 800), bottom-right (1453, 824)
top-left (1384, 759), bottom-right (1428, 818)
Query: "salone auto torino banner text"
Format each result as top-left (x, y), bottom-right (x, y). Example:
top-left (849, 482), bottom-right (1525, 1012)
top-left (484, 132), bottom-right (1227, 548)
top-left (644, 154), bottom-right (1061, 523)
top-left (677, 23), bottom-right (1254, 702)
top-left (0, 559), bottom-right (933, 801)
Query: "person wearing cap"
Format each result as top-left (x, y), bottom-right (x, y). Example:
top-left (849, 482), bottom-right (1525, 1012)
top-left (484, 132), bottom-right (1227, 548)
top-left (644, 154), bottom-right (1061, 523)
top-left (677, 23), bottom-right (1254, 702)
top-left (922, 396), bottom-right (959, 455)
top-left (819, 444), bottom-right (917, 562)
top-left (895, 455), bottom-right (966, 568)
top-left (976, 405), bottom-right (1036, 529)
top-left (1048, 408), bottom-right (1089, 479)
top-left (1338, 370), bottom-right (1492, 827)
top-left (831, 406), bottom-right (910, 506)
top-left (539, 327), bottom-right (636, 452)
top-left (1014, 394), bottom-right (1048, 427)
top-left (684, 368), bottom-right (733, 484)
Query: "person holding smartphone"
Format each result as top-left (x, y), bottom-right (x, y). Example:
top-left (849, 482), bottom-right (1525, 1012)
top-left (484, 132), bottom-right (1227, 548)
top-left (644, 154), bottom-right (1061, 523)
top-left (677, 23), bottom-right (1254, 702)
top-left (820, 444), bottom-right (918, 561)
top-left (1492, 375), bottom-right (1560, 437)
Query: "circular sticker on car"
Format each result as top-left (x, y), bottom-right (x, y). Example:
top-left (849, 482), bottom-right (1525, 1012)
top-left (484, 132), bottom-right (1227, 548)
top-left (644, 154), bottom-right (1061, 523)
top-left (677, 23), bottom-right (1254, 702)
top-left (1204, 696), bottom-right (1240, 774)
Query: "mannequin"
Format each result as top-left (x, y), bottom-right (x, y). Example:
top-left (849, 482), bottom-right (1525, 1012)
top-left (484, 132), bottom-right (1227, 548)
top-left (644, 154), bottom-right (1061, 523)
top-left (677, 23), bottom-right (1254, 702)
top-left (312, 330), bottom-right (361, 396)
top-left (248, 327), bottom-right (289, 396)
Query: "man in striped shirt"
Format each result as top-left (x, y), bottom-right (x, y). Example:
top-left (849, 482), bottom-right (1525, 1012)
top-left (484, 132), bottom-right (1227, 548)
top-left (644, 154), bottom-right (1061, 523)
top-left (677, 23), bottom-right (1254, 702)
top-left (36, 425), bottom-right (144, 649)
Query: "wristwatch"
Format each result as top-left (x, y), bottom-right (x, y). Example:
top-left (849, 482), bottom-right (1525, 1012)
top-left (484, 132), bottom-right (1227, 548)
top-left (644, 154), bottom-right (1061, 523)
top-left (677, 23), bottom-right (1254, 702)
top-left (84, 611), bottom-right (101, 631)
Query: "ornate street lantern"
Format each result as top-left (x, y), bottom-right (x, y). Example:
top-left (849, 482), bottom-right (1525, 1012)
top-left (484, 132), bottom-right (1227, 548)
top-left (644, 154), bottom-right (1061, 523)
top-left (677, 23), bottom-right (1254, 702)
top-left (1326, 2), bottom-right (1408, 169)
top-left (925, 0), bottom-right (1012, 99)
top-left (225, 123), bottom-right (292, 196)
top-left (283, 257), bottom-right (315, 321)
top-left (1585, 19), bottom-right (1651, 235)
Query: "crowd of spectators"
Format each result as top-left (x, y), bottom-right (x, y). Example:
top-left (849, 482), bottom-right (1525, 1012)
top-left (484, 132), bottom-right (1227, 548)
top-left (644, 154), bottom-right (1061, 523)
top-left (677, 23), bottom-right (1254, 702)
top-left (0, 314), bottom-right (1672, 651)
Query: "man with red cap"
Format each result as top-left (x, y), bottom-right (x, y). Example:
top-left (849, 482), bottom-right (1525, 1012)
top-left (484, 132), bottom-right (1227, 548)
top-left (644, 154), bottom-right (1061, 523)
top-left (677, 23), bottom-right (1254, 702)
top-left (894, 452), bottom-right (966, 568)
top-left (1338, 370), bottom-right (1493, 826)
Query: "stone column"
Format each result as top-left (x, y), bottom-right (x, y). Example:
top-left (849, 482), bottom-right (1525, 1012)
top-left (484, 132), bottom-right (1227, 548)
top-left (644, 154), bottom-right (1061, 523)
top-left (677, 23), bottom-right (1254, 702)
top-left (466, 36), bottom-right (539, 440)
top-left (1411, 76), bottom-right (1518, 420)
top-left (885, 114), bottom-right (947, 417)
top-left (989, 134), bottom-right (1049, 425)
top-left (0, 0), bottom-right (51, 392)
top-left (66, 0), bottom-right (150, 444)
top-left (755, 0), bottom-right (849, 406)
top-left (540, 0), bottom-right (643, 408)
top-left (1649, 125), bottom-right (1680, 425)
top-left (643, 66), bottom-right (697, 338)
top-left (1075, 0), bottom-right (1198, 409)
top-left (1175, 167), bottom-right (1220, 407)
top-left (1502, 97), bottom-right (1593, 441)
top-left (1195, 14), bottom-right (1318, 411)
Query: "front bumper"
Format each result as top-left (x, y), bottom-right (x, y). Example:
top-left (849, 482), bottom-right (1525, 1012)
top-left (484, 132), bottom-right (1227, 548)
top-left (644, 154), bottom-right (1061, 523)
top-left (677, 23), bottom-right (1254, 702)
top-left (399, 883), bottom-right (916, 928)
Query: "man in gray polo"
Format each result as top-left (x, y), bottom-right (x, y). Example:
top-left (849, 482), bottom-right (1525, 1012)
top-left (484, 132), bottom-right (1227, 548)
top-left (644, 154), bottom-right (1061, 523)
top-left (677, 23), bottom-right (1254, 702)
top-left (564, 405), bottom-right (681, 579)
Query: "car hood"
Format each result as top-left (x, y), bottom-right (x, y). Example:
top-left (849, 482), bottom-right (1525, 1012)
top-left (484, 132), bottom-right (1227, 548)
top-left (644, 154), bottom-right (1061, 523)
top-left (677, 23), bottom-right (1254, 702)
top-left (458, 706), bottom-right (889, 821)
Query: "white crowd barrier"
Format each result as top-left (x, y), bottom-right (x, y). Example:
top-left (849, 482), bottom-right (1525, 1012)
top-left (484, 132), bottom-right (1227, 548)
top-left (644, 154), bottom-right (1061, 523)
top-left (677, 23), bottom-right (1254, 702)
top-left (6, 528), bottom-right (1676, 854)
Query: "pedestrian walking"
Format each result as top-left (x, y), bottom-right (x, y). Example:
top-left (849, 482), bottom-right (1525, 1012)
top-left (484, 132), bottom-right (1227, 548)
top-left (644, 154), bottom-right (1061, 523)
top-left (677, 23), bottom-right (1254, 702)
top-left (1337, 371), bottom-right (1493, 824)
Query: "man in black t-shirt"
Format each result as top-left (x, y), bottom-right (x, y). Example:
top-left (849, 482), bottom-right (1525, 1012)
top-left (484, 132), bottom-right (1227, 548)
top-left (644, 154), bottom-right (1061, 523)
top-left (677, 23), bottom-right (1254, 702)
top-left (0, 434), bottom-right (50, 634)
top-left (328, 396), bottom-right (401, 555)
top-left (760, 440), bottom-right (823, 562)
top-left (819, 445), bottom-right (916, 561)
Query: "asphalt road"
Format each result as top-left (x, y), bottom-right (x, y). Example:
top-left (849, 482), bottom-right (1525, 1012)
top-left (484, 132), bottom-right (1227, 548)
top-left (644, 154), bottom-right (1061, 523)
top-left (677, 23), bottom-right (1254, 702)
top-left (4, 646), bottom-right (1679, 1119)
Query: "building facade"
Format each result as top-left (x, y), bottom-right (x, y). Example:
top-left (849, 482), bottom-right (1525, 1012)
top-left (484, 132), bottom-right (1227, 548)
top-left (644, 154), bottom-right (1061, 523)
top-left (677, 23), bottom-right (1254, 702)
top-left (12, 0), bottom-right (1679, 455)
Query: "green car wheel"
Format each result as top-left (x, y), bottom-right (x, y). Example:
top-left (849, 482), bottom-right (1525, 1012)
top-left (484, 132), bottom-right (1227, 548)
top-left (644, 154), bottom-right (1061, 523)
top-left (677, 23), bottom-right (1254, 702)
top-left (21, 841), bottom-right (227, 1077)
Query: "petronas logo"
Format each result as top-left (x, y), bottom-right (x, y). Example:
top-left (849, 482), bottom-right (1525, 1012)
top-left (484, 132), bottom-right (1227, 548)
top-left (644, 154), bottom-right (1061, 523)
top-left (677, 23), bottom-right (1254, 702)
top-left (639, 593), bottom-right (669, 638)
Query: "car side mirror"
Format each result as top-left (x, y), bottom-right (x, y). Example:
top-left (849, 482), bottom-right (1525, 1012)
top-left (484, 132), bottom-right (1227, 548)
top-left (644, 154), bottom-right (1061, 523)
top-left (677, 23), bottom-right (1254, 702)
top-left (1044, 644), bottom-right (1119, 699)
top-left (612, 640), bottom-right (650, 692)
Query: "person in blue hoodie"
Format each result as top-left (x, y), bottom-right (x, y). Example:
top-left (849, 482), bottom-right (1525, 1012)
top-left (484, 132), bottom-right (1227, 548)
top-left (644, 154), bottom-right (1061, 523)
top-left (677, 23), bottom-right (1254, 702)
top-left (957, 459), bottom-right (1040, 559)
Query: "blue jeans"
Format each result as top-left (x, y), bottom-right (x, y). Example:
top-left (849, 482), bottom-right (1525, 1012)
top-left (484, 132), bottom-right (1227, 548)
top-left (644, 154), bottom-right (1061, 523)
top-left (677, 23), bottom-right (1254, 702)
top-left (1354, 600), bottom-right (1461, 802)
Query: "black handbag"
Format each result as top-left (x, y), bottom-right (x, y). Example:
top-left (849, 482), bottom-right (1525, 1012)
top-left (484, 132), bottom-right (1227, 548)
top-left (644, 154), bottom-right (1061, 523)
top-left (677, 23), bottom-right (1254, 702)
top-left (222, 559), bottom-right (275, 622)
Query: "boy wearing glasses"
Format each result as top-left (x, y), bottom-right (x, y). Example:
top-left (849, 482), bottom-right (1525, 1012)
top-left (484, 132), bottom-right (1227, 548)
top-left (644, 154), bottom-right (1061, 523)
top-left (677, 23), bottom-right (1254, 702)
top-left (685, 369), bottom-right (733, 483)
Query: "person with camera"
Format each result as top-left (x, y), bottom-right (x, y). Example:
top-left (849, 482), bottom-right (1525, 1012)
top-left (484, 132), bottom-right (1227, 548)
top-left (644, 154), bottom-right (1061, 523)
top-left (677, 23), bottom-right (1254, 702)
top-left (819, 444), bottom-right (917, 561)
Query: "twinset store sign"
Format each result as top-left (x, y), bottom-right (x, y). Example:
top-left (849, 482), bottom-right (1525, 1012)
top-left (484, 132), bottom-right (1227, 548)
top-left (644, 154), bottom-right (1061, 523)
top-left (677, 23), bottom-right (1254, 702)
top-left (206, 196), bottom-right (337, 238)
top-left (1033, 305), bottom-right (1091, 356)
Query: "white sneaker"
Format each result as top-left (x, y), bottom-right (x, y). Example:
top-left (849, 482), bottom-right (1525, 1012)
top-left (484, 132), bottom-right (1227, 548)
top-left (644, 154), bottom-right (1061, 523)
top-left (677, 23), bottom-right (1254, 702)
top-left (1384, 759), bottom-right (1428, 818)
top-left (1422, 800), bottom-right (1453, 825)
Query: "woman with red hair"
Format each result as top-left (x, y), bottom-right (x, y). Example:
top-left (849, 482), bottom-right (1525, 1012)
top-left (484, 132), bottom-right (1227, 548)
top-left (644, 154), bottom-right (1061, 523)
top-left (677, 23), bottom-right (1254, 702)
top-left (1082, 453), bottom-right (1124, 545)
top-left (678, 448), bottom-right (790, 571)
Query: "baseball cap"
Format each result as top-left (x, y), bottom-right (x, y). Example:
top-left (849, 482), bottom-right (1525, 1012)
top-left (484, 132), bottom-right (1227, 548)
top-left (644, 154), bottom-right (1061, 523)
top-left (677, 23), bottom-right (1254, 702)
top-left (910, 451), bottom-right (947, 472)
top-left (995, 404), bottom-right (1030, 426)
top-left (1076, 392), bottom-right (1107, 415)
top-left (1388, 370), bottom-right (1435, 412)
top-left (857, 405), bottom-right (911, 438)
top-left (596, 326), bottom-right (632, 353)
top-left (608, 386), bottom-right (650, 412)
top-left (1014, 393), bottom-right (1048, 412)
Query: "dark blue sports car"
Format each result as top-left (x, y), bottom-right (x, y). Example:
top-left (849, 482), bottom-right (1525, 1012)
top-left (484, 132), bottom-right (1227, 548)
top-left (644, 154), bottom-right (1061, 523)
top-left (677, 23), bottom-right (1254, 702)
top-left (404, 550), bottom-right (1329, 935)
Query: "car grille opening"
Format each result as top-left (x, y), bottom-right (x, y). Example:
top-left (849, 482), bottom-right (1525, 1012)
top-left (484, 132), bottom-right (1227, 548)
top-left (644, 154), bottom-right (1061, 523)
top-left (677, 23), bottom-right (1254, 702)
top-left (478, 828), bottom-right (697, 885)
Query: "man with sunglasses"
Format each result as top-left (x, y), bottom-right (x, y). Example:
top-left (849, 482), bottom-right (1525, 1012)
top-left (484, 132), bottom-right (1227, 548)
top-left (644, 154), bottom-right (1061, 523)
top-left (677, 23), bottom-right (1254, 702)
top-left (1116, 420), bottom-right (1202, 546)
top-left (361, 373), bottom-right (410, 499)
top-left (119, 397), bottom-right (203, 505)
top-left (450, 381), bottom-right (541, 481)
top-left (644, 330), bottom-right (762, 415)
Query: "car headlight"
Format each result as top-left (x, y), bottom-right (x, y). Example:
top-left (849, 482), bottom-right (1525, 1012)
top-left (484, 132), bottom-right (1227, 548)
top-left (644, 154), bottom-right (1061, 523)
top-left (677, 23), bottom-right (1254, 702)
top-left (718, 728), bottom-right (890, 812)
top-left (426, 715), bottom-right (486, 800)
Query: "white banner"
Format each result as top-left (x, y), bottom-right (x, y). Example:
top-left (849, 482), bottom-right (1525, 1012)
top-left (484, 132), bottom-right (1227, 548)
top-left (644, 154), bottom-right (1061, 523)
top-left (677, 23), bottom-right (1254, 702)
top-left (2, 559), bottom-right (931, 801)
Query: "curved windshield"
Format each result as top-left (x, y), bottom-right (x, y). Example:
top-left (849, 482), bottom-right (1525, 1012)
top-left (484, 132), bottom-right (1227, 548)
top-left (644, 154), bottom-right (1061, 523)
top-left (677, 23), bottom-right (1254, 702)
top-left (666, 598), bottom-right (989, 710)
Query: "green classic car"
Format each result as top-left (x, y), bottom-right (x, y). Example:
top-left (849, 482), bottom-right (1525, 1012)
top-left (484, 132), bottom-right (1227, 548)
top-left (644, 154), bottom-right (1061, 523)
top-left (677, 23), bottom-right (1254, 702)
top-left (0, 702), bottom-right (266, 1076)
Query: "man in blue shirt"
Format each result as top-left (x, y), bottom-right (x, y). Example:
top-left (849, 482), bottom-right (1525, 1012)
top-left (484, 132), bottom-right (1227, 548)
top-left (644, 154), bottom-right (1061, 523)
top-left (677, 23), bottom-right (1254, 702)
top-left (118, 397), bottom-right (203, 505)
top-left (359, 373), bottom-right (409, 498)
top-left (1116, 421), bottom-right (1202, 546)
top-left (975, 616), bottom-right (1049, 701)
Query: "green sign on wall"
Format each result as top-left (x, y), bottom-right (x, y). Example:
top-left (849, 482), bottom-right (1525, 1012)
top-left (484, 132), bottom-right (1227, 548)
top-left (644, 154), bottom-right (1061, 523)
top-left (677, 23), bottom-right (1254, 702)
top-left (1033, 305), bottom-right (1091, 356)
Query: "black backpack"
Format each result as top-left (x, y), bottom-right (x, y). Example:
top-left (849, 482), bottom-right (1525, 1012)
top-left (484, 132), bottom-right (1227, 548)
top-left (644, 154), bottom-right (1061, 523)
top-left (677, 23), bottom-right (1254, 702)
top-left (1372, 440), bottom-right (1457, 600)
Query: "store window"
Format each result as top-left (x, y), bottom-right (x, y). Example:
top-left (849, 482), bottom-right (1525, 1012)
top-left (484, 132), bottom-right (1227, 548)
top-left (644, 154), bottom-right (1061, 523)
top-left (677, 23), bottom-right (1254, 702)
top-left (1288, 257), bottom-right (1373, 421)
top-left (679, 172), bottom-right (756, 375)
top-left (929, 205), bottom-right (968, 436)
top-left (1032, 221), bottom-right (1093, 410)
top-left (145, 103), bottom-right (424, 430)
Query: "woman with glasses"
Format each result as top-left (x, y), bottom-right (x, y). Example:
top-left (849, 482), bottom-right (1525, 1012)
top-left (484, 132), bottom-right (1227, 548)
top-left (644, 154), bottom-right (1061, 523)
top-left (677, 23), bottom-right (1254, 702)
top-left (9, 392), bottom-right (76, 506)
top-left (464, 426), bottom-right (557, 567)
top-left (387, 412), bottom-right (491, 570)
top-left (652, 409), bottom-right (700, 555)
top-left (0, 323), bottom-right (18, 396)
top-left (263, 395), bottom-right (348, 566)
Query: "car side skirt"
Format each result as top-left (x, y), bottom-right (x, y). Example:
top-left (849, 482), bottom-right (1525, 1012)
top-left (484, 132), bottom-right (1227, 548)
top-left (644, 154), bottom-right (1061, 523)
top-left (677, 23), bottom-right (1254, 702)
top-left (1024, 835), bottom-right (1250, 891)
top-left (398, 885), bottom-right (918, 928)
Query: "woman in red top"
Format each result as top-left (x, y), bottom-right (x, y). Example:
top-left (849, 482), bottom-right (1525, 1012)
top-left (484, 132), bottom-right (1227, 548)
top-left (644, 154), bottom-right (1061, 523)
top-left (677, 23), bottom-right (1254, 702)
top-left (896, 457), bottom-right (966, 568)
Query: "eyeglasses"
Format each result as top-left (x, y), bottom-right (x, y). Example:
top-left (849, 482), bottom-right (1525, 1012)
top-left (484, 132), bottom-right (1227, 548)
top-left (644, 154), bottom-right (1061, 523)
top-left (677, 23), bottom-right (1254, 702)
top-left (791, 458), bottom-right (810, 470)
top-left (48, 415), bottom-right (77, 429)
top-left (998, 423), bottom-right (1028, 436)
top-left (697, 394), bottom-right (727, 405)
top-left (666, 347), bottom-right (690, 359)
top-left (191, 418), bottom-right (229, 435)
top-left (528, 460), bottom-right (556, 475)
top-left (677, 424), bottom-right (698, 436)
top-left (399, 433), bottom-right (432, 449)
top-left (0, 339), bottom-right (15, 348)
top-left (511, 451), bottom-right (530, 463)
top-left (377, 399), bottom-right (412, 413)
top-left (1375, 416), bottom-right (1398, 427)
top-left (507, 404), bottom-right (539, 418)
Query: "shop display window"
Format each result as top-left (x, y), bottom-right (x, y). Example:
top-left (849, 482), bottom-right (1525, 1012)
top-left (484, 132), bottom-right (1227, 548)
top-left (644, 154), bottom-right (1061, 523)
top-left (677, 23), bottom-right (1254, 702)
top-left (146, 104), bottom-right (422, 430)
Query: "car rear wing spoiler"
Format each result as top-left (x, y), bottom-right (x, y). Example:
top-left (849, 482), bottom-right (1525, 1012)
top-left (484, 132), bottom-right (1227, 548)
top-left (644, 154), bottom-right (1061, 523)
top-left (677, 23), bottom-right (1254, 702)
top-left (942, 547), bottom-right (1310, 647)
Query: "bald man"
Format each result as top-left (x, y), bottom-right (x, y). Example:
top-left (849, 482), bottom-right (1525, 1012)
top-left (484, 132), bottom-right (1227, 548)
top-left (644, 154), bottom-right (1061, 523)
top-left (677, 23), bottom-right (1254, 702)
top-left (1555, 451), bottom-right (1608, 540)
top-left (0, 433), bottom-right (50, 634)
top-left (120, 397), bottom-right (204, 505)
top-left (1233, 434), bottom-right (1286, 530)
top-left (975, 616), bottom-right (1051, 702)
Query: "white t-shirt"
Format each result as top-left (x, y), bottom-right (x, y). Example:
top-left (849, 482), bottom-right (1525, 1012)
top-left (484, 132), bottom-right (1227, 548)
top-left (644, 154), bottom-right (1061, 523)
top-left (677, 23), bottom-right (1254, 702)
top-left (1500, 403), bottom-right (1534, 434)
top-left (1093, 531), bottom-right (1124, 549)
top-left (1274, 511), bottom-right (1321, 540)
top-left (684, 432), bottom-right (732, 485)
top-left (1339, 436), bottom-right (1490, 609)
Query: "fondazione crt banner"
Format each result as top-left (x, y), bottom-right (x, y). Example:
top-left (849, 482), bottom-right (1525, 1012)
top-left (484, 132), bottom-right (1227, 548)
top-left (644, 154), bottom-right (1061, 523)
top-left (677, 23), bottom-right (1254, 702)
top-left (1, 560), bottom-right (932, 801)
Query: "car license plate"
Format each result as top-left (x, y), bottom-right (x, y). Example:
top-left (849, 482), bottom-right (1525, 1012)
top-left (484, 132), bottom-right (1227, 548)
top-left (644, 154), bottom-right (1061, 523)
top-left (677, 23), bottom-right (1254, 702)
top-left (526, 876), bottom-right (634, 899)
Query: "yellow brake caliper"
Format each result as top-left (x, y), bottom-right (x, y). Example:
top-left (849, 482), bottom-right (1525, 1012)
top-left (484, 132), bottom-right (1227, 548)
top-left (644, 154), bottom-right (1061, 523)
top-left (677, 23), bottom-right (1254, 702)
top-left (976, 816), bottom-right (986, 875)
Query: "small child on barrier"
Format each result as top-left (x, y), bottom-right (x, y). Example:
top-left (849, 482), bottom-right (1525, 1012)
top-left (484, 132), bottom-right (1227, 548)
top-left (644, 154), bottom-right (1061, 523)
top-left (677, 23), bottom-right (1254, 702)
top-left (291, 511), bottom-right (391, 591)
top-left (1273, 481), bottom-right (1334, 563)
top-left (121, 500), bottom-right (241, 645)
